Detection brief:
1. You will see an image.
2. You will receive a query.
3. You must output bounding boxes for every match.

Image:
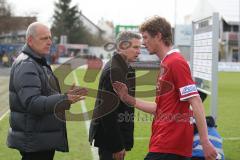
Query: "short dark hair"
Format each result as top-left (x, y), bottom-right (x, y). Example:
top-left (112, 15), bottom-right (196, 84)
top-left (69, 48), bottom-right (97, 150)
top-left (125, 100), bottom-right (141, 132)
top-left (116, 31), bottom-right (141, 47)
top-left (194, 116), bottom-right (217, 134)
top-left (206, 116), bottom-right (217, 128)
top-left (139, 16), bottom-right (173, 46)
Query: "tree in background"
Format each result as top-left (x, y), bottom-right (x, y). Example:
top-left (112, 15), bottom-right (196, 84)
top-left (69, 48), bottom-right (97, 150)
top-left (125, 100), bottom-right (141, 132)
top-left (0, 0), bottom-right (12, 16)
top-left (51, 0), bottom-right (105, 45)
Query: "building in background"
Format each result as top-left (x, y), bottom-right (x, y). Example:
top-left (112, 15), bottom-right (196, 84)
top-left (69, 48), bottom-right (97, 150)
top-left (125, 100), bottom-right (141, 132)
top-left (98, 18), bottom-right (115, 42)
top-left (0, 16), bottom-right (36, 66)
top-left (0, 16), bottom-right (36, 44)
top-left (174, 24), bottom-right (192, 61)
top-left (191, 0), bottom-right (239, 62)
top-left (80, 13), bottom-right (104, 37)
top-left (174, 0), bottom-right (239, 62)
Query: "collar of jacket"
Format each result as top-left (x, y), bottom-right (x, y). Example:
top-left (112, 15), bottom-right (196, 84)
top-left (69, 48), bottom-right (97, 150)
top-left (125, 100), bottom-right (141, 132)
top-left (22, 44), bottom-right (52, 71)
top-left (113, 52), bottom-right (129, 73)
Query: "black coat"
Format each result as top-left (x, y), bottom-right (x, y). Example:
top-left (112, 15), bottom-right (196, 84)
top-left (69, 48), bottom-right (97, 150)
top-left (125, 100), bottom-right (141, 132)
top-left (7, 44), bottom-right (70, 152)
top-left (89, 53), bottom-right (135, 153)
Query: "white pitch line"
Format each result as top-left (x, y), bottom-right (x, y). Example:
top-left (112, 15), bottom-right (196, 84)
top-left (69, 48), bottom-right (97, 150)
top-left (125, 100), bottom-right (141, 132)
top-left (223, 137), bottom-right (240, 141)
top-left (0, 88), bottom-right (10, 121)
top-left (73, 71), bottom-right (98, 160)
top-left (0, 109), bottom-right (9, 121)
top-left (135, 137), bottom-right (149, 140)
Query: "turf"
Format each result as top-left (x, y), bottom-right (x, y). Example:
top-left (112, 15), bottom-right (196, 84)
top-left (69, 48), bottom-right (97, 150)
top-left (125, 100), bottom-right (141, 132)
top-left (0, 69), bottom-right (239, 160)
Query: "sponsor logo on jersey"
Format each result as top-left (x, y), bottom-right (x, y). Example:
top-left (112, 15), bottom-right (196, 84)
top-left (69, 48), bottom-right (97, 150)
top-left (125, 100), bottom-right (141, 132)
top-left (180, 85), bottom-right (197, 96)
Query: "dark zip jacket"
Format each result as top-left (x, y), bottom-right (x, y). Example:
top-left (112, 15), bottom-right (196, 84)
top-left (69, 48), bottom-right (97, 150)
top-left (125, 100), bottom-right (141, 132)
top-left (7, 44), bottom-right (70, 152)
top-left (89, 53), bottom-right (136, 153)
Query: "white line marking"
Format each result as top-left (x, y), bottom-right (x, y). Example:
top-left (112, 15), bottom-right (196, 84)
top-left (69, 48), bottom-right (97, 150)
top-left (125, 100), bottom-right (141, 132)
top-left (0, 88), bottom-right (9, 121)
top-left (0, 109), bottom-right (9, 121)
top-left (135, 137), bottom-right (149, 140)
top-left (73, 70), bottom-right (98, 160)
top-left (223, 137), bottom-right (240, 141)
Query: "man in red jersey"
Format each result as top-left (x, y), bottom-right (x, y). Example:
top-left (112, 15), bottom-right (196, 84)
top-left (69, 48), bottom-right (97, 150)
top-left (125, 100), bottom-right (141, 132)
top-left (113, 16), bottom-right (217, 160)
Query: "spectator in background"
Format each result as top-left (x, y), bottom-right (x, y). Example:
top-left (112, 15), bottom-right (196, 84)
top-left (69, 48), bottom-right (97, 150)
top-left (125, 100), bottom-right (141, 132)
top-left (192, 91), bottom-right (224, 160)
top-left (192, 116), bottom-right (224, 160)
top-left (0, 49), bottom-right (5, 65)
top-left (7, 22), bottom-right (88, 160)
top-left (2, 53), bottom-right (9, 67)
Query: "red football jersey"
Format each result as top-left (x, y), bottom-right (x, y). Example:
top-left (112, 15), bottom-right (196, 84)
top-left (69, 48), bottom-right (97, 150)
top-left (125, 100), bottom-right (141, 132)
top-left (149, 49), bottom-right (199, 157)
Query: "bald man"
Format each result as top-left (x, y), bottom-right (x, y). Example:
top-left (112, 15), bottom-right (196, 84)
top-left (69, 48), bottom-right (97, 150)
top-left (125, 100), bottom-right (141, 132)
top-left (7, 22), bottom-right (88, 160)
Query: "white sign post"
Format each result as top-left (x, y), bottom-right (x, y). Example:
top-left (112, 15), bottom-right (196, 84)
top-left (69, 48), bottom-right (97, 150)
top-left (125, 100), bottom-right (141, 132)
top-left (191, 13), bottom-right (219, 120)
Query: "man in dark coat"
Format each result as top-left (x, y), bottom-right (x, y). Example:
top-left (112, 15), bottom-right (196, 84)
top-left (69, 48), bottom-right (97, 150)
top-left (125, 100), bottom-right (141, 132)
top-left (89, 31), bottom-right (141, 160)
top-left (7, 22), bottom-right (88, 160)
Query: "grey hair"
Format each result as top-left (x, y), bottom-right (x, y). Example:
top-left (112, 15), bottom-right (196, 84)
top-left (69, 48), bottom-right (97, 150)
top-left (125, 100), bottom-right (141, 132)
top-left (116, 31), bottom-right (141, 47)
top-left (25, 22), bottom-right (46, 39)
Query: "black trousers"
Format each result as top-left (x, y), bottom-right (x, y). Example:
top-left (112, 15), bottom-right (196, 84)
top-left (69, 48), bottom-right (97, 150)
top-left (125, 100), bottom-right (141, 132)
top-left (98, 148), bottom-right (114, 160)
top-left (144, 152), bottom-right (190, 160)
top-left (191, 158), bottom-right (205, 160)
top-left (20, 150), bottom-right (55, 160)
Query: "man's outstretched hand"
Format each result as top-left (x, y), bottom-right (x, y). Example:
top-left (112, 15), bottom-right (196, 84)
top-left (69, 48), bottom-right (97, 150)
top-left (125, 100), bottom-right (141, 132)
top-left (112, 81), bottom-right (136, 106)
top-left (66, 83), bottom-right (88, 104)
